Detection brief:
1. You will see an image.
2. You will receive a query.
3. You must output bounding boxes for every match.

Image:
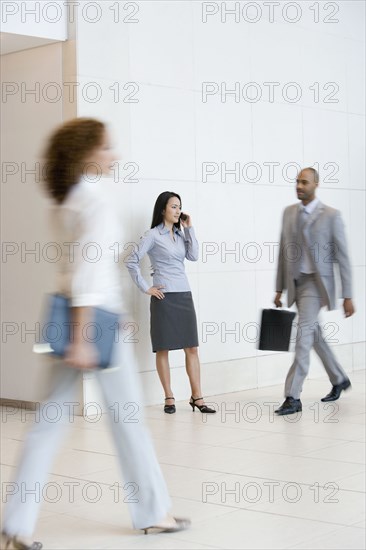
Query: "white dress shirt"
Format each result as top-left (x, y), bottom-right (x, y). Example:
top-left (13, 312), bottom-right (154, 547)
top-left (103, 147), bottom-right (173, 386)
top-left (299, 197), bottom-right (319, 274)
top-left (51, 177), bottom-right (124, 313)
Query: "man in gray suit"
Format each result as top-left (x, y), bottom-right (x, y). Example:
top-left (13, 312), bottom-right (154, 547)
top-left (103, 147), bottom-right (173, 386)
top-left (274, 167), bottom-right (355, 415)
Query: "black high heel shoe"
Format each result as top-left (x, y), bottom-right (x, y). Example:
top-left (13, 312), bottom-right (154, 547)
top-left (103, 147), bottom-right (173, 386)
top-left (1, 532), bottom-right (43, 550)
top-left (189, 396), bottom-right (216, 414)
top-left (164, 397), bottom-right (176, 414)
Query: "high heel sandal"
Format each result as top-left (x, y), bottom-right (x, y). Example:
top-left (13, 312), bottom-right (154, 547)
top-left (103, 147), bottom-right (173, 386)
top-left (1, 532), bottom-right (43, 550)
top-left (164, 396), bottom-right (176, 414)
top-left (189, 396), bottom-right (216, 414)
top-left (142, 517), bottom-right (191, 534)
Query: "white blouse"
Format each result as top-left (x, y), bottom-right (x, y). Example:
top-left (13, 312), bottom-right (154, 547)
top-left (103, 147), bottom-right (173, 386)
top-left (51, 177), bottom-right (124, 313)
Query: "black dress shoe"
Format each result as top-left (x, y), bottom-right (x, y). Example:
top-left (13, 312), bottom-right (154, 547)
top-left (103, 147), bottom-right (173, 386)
top-left (275, 397), bottom-right (302, 415)
top-left (321, 378), bottom-right (351, 402)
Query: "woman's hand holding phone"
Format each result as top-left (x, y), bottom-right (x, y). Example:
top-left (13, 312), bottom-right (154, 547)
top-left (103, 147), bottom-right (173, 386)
top-left (180, 212), bottom-right (192, 227)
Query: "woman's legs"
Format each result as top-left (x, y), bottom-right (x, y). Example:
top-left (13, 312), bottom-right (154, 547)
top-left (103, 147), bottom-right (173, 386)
top-left (155, 347), bottom-right (211, 408)
top-left (155, 350), bottom-right (174, 404)
top-left (2, 363), bottom-right (80, 538)
top-left (3, 344), bottom-right (174, 536)
top-left (95, 341), bottom-right (171, 529)
top-left (184, 347), bottom-right (204, 404)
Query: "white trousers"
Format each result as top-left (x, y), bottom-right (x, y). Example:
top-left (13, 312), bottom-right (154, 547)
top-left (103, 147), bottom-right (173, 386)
top-left (3, 340), bottom-right (171, 537)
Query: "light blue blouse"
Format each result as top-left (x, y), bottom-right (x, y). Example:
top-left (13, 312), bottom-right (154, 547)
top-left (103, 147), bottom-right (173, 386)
top-left (125, 223), bottom-right (199, 293)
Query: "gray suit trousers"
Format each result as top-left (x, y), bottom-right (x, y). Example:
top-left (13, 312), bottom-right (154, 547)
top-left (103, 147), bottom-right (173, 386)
top-left (285, 274), bottom-right (347, 399)
top-left (3, 338), bottom-right (171, 537)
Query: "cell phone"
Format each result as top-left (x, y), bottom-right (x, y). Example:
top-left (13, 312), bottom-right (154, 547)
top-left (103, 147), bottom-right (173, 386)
top-left (180, 213), bottom-right (188, 221)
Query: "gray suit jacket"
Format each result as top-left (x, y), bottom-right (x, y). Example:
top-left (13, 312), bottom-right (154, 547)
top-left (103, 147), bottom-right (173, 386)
top-left (276, 201), bottom-right (352, 310)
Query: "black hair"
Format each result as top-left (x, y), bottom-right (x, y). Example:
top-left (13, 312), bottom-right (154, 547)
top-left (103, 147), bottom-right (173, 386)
top-left (151, 191), bottom-right (182, 229)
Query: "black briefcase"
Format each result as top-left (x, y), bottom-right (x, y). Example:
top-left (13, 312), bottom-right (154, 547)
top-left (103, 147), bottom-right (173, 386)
top-left (258, 308), bottom-right (296, 352)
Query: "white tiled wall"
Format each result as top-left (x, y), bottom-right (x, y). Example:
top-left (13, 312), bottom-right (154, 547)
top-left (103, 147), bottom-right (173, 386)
top-left (76, 1), bottom-right (365, 405)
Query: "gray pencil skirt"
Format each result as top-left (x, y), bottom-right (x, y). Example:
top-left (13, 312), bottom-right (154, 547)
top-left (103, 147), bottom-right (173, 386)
top-left (150, 291), bottom-right (199, 352)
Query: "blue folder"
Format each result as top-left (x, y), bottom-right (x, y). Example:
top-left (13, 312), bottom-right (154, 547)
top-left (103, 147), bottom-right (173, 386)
top-left (41, 294), bottom-right (119, 368)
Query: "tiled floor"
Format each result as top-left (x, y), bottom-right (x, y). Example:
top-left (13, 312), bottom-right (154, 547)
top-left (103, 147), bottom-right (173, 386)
top-left (1, 371), bottom-right (365, 549)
